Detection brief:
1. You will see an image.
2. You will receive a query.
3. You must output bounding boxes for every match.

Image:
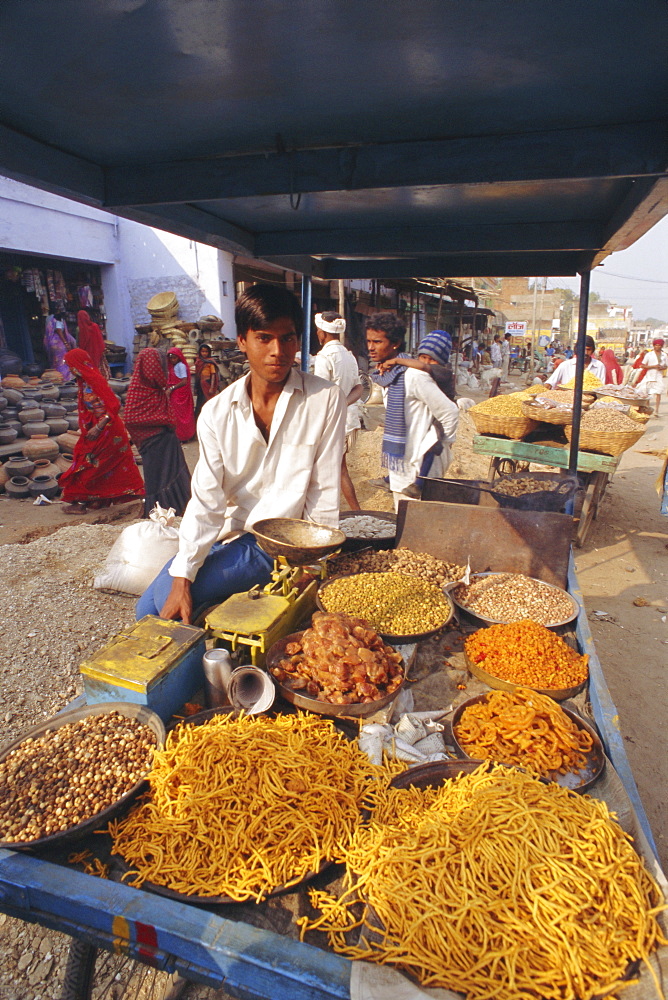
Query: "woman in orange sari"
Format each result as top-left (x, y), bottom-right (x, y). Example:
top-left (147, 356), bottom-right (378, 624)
top-left (60, 349), bottom-right (144, 513)
top-left (194, 343), bottom-right (220, 417)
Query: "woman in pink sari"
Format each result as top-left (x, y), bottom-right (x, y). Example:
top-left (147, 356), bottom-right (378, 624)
top-left (44, 312), bottom-right (76, 378)
top-left (599, 348), bottom-right (624, 385)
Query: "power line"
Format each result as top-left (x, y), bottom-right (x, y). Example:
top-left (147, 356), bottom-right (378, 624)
top-left (594, 271), bottom-right (668, 285)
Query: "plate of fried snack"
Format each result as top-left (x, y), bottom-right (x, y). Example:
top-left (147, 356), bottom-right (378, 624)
top-left (451, 687), bottom-right (604, 790)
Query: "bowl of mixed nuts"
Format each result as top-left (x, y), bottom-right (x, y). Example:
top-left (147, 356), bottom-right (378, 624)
top-left (452, 572), bottom-right (578, 629)
top-left (0, 702), bottom-right (164, 851)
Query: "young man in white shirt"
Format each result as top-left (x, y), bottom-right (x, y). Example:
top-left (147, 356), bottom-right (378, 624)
top-left (367, 314), bottom-right (459, 508)
top-left (545, 336), bottom-right (606, 388)
top-left (313, 311), bottom-right (362, 511)
top-left (501, 333), bottom-right (511, 376)
top-left (136, 284), bottom-right (347, 624)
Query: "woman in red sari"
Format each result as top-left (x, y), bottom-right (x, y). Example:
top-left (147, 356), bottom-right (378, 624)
top-left (77, 310), bottom-right (111, 377)
top-left (599, 348), bottom-right (624, 385)
top-left (166, 347), bottom-right (196, 441)
top-left (60, 349), bottom-right (144, 513)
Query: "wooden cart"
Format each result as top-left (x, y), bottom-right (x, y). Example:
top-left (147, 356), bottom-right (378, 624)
top-left (471, 434), bottom-right (621, 547)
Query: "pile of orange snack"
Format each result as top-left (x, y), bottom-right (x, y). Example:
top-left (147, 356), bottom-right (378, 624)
top-left (464, 619), bottom-right (588, 690)
top-left (454, 687), bottom-right (594, 778)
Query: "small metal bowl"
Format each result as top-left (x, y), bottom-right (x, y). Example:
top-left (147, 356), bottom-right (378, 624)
top-left (451, 572), bottom-right (579, 629)
top-left (0, 702), bottom-right (165, 853)
top-left (451, 693), bottom-right (604, 791)
top-left (251, 517), bottom-right (346, 564)
top-left (266, 630), bottom-right (405, 718)
top-left (339, 510), bottom-right (397, 553)
top-left (317, 572), bottom-right (455, 644)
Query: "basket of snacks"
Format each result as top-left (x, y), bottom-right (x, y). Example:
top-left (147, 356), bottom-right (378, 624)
top-left (521, 400), bottom-right (573, 425)
top-left (565, 409), bottom-right (646, 456)
top-left (469, 394), bottom-right (538, 440)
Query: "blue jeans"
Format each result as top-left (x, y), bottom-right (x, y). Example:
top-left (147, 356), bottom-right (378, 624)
top-left (136, 533), bottom-right (274, 621)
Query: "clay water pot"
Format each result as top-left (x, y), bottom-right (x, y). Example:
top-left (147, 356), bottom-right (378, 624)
top-left (0, 425), bottom-right (19, 445)
top-left (18, 398), bottom-right (41, 411)
top-left (41, 370), bottom-right (64, 384)
top-left (59, 384), bottom-right (79, 400)
top-left (30, 458), bottom-right (62, 481)
top-left (6, 476), bottom-right (31, 499)
top-left (1, 376), bottom-right (26, 390)
top-left (0, 396), bottom-right (7, 412)
top-left (61, 400), bottom-right (78, 413)
top-left (19, 407), bottom-right (45, 424)
top-left (22, 421), bottom-right (50, 438)
top-left (5, 456), bottom-right (35, 478)
top-left (38, 384), bottom-right (60, 401)
top-left (47, 418), bottom-right (69, 435)
top-left (2, 388), bottom-right (23, 406)
top-left (22, 435), bottom-right (60, 462)
top-left (66, 415), bottom-right (79, 431)
top-left (0, 462), bottom-right (9, 492)
top-left (3, 408), bottom-right (19, 421)
top-left (2, 419), bottom-right (21, 434)
top-left (21, 388), bottom-right (43, 402)
top-left (55, 452), bottom-right (74, 475)
top-left (41, 403), bottom-right (67, 419)
top-left (56, 430), bottom-right (80, 453)
top-left (28, 475), bottom-right (60, 499)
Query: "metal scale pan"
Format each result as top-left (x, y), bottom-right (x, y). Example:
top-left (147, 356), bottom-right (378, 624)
top-left (251, 518), bottom-right (346, 565)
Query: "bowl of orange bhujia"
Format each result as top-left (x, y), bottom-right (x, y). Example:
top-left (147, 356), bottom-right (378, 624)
top-left (298, 760), bottom-right (668, 1000)
top-left (451, 688), bottom-right (605, 791)
top-left (109, 711), bottom-right (391, 905)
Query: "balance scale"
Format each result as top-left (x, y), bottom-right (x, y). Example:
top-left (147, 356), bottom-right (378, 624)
top-left (204, 557), bottom-right (327, 667)
top-left (204, 518), bottom-right (347, 668)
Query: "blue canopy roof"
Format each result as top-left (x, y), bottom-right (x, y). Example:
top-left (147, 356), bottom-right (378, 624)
top-left (1, 0), bottom-right (667, 278)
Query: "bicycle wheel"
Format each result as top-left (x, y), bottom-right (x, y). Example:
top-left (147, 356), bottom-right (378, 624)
top-left (61, 938), bottom-right (188, 1000)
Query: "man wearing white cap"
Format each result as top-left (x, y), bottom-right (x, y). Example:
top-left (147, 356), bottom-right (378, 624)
top-left (314, 311), bottom-right (363, 510)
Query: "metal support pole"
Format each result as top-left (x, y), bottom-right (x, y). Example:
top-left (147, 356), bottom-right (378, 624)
top-left (529, 278), bottom-right (538, 375)
top-left (300, 274), bottom-right (312, 373)
top-left (569, 270), bottom-right (591, 474)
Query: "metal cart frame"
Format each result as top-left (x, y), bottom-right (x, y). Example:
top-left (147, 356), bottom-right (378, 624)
top-left (471, 434), bottom-right (620, 546)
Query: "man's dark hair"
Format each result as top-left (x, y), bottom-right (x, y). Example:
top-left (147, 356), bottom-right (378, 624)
top-left (366, 312), bottom-right (406, 349)
top-left (494, 334), bottom-right (501, 342)
top-left (504, 332), bottom-right (511, 339)
top-left (585, 335), bottom-right (596, 351)
top-left (235, 283), bottom-right (303, 339)
top-left (320, 310), bottom-right (342, 323)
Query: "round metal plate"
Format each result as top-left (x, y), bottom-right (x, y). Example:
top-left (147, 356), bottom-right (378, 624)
top-left (338, 510), bottom-right (397, 553)
top-left (0, 702), bottom-right (165, 853)
top-left (266, 630), bottom-right (405, 719)
top-left (451, 693), bottom-right (604, 791)
top-left (317, 573), bottom-right (455, 643)
top-left (451, 572), bottom-right (579, 629)
top-left (464, 650), bottom-right (587, 702)
top-left (115, 709), bottom-right (340, 905)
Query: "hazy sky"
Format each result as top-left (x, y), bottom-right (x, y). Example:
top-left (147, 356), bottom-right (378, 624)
top-left (548, 214), bottom-right (668, 323)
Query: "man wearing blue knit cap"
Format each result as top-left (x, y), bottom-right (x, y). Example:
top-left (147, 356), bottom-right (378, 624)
top-left (370, 321), bottom-right (458, 503)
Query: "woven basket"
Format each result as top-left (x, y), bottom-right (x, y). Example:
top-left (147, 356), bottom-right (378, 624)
top-left (521, 401), bottom-right (573, 425)
top-left (470, 410), bottom-right (538, 440)
top-left (627, 408), bottom-right (652, 424)
top-left (564, 425), bottom-right (645, 457)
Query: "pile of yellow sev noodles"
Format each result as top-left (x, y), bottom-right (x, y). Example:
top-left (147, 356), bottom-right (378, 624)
top-left (299, 764), bottom-right (667, 1000)
top-left (109, 712), bottom-right (384, 902)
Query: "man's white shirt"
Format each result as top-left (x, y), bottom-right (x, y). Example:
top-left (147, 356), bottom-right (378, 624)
top-left (313, 339), bottom-right (362, 433)
top-left (169, 369), bottom-right (346, 581)
top-left (546, 356), bottom-right (606, 388)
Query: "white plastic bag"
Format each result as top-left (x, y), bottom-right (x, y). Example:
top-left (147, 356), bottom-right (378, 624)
top-left (93, 504), bottom-right (180, 596)
top-left (466, 373), bottom-right (480, 389)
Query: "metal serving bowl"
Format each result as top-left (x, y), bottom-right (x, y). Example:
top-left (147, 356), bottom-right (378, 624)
top-left (0, 702), bottom-right (165, 853)
top-left (251, 517), bottom-right (346, 564)
top-left (450, 693), bottom-right (604, 791)
top-left (451, 571), bottom-right (579, 629)
top-left (266, 630), bottom-right (405, 719)
top-left (316, 572), bottom-right (455, 644)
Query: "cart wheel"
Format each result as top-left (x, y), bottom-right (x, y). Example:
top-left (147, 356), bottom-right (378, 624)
top-left (61, 939), bottom-right (190, 1000)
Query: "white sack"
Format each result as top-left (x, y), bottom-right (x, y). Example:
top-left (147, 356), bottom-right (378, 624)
top-left (94, 504), bottom-right (180, 596)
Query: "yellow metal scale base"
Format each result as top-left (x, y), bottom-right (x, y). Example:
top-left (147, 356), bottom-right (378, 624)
top-left (204, 558), bottom-right (326, 667)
